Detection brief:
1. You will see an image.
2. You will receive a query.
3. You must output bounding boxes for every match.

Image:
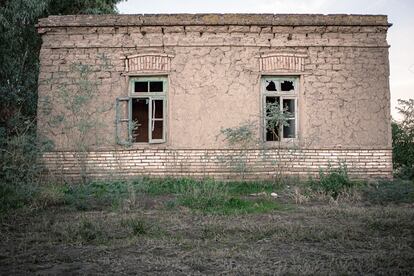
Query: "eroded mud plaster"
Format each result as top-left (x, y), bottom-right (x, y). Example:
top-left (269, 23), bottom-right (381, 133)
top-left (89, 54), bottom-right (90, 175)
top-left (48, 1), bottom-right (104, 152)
top-left (36, 14), bottom-right (392, 179)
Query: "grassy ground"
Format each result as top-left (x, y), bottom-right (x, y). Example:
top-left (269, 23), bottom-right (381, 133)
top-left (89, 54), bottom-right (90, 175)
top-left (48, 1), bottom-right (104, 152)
top-left (1, 177), bottom-right (414, 275)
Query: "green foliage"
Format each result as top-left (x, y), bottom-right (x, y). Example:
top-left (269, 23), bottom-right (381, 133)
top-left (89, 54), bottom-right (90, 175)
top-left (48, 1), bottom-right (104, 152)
top-left (308, 163), bottom-right (355, 199)
top-left (0, 0), bottom-right (47, 119)
top-left (219, 122), bottom-right (257, 178)
top-left (47, 0), bottom-right (123, 15)
top-left (52, 62), bottom-right (112, 146)
top-left (2, 178), bottom-right (288, 215)
top-left (177, 179), bottom-right (229, 210)
top-left (363, 180), bottom-right (414, 205)
top-left (0, 0), bottom-right (124, 212)
top-left (175, 179), bottom-right (285, 214)
top-left (63, 180), bottom-right (130, 210)
top-left (392, 99), bottom-right (414, 179)
top-left (220, 121), bottom-right (256, 147)
top-left (265, 101), bottom-right (291, 140)
top-left (226, 180), bottom-right (284, 195)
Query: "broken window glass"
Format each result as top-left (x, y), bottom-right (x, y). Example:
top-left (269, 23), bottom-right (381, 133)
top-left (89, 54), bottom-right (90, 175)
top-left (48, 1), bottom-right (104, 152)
top-left (265, 96), bottom-right (280, 141)
top-left (262, 76), bottom-right (298, 141)
top-left (281, 80), bottom-right (294, 91)
top-left (266, 80), bottom-right (277, 91)
top-left (266, 96), bottom-right (280, 105)
top-left (150, 81), bottom-right (163, 92)
top-left (283, 99), bottom-right (295, 115)
top-left (134, 81), bottom-right (148, 93)
top-left (283, 119), bottom-right (295, 138)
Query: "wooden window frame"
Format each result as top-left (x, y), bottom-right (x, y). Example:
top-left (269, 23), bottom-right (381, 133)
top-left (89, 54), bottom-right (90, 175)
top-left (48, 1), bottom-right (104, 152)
top-left (261, 76), bottom-right (299, 142)
top-left (115, 76), bottom-right (168, 145)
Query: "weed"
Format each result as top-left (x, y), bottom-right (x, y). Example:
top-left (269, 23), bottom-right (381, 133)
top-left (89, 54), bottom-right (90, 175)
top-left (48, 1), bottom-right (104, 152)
top-left (308, 163), bottom-right (357, 199)
top-left (363, 180), bottom-right (414, 205)
top-left (178, 179), bottom-right (228, 209)
top-left (62, 180), bottom-right (129, 210)
top-left (164, 199), bottom-right (178, 209)
top-left (121, 217), bottom-right (149, 236)
top-left (177, 180), bottom-right (286, 214)
top-left (33, 183), bottom-right (66, 208)
top-left (76, 219), bottom-right (104, 243)
top-left (226, 180), bottom-right (283, 195)
top-left (52, 218), bottom-right (108, 245)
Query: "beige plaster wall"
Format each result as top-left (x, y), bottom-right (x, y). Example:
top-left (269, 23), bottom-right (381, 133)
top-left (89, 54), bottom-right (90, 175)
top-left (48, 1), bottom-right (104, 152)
top-left (37, 14), bottom-right (391, 151)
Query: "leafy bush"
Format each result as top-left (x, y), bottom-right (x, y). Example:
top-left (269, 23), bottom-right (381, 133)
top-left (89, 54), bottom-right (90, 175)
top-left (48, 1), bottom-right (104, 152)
top-left (0, 120), bottom-right (53, 214)
top-left (309, 163), bottom-right (356, 199)
top-left (392, 99), bottom-right (414, 179)
top-left (0, 0), bottom-right (124, 213)
top-left (219, 122), bottom-right (257, 178)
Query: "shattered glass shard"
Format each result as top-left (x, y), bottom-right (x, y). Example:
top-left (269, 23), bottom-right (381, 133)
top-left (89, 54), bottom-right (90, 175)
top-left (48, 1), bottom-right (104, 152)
top-left (266, 80), bottom-right (277, 91)
top-left (281, 81), bottom-right (294, 91)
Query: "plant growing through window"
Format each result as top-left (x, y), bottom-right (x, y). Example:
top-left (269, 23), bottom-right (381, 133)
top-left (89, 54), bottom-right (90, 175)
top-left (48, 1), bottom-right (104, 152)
top-left (262, 77), bottom-right (298, 141)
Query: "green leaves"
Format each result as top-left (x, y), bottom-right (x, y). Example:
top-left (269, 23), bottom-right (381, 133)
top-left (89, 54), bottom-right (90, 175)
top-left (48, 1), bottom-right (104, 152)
top-left (265, 101), bottom-right (291, 140)
top-left (393, 99), bottom-right (414, 179)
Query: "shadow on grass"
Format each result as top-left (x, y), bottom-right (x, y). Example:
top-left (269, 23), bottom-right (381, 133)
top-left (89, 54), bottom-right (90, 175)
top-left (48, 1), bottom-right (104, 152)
top-left (363, 179), bottom-right (414, 205)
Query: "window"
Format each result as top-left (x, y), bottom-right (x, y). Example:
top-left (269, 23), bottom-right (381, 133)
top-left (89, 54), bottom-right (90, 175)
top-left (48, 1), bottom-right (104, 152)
top-left (262, 76), bottom-right (298, 141)
top-left (116, 76), bottom-right (167, 144)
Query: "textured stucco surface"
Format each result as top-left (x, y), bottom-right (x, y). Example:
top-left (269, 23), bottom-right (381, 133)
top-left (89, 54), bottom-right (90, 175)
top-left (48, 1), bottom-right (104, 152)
top-left (37, 14), bottom-right (391, 150)
top-left (36, 14), bottom-right (392, 179)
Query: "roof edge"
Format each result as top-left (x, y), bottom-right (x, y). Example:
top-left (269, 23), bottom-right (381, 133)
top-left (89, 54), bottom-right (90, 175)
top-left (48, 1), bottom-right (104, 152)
top-left (37, 14), bottom-right (390, 28)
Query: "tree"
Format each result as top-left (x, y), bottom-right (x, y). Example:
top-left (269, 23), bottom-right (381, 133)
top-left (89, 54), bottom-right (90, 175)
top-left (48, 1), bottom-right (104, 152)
top-left (0, 0), bottom-right (124, 192)
top-left (0, 0), bottom-right (124, 126)
top-left (392, 99), bottom-right (414, 179)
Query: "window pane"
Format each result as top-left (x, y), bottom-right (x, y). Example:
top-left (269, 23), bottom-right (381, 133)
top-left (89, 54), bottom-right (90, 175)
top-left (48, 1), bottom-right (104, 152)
top-left (265, 96), bottom-right (280, 141)
top-left (152, 100), bottom-right (163, 119)
top-left (132, 98), bottom-right (149, 142)
top-left (266, 127), bottom-right (279, 141)
top-left (150, 81), bottom-right (163, 92)
top-left (152, 120), bottom-right (163, 140)
top-left (265, 80), bottom-right (277, 91)
top-left (266, 96), bottom-right (280, 105)
top-left (283, 119), bottom-right (295, 138)
top-left (283, 99), bottom-right (295, 116)
top-left (134, 81), bottom-right (148, 93)
top-left (281, 80), bottom-right (295, 91)
top-left (266, 96), bottom-right (280, 119)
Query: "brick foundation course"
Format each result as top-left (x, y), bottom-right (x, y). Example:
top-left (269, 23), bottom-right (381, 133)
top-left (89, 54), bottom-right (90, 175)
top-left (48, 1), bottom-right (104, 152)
top-left (42, 148), bottom-right (392, 181)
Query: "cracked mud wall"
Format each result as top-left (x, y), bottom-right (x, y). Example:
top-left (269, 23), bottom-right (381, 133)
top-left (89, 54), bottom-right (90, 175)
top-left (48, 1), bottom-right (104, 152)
top-left (37, 14), bottom-right (391, 151)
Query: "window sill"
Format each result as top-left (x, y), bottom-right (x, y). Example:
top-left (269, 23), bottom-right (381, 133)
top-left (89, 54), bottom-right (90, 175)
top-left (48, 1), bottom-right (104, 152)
top-left (262, 139), bottom-right (300, 149)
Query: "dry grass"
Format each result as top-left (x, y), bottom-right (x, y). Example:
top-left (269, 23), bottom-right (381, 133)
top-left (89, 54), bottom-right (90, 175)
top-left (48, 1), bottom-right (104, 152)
top-left (0, 179), bottom-right (413, 274)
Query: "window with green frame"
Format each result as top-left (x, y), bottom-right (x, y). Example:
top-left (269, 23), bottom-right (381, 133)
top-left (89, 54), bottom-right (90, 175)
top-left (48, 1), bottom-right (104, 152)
top-left (262, 76), bottom-right (298, 141)
top-left (116, 76), bottom-right (167, 144)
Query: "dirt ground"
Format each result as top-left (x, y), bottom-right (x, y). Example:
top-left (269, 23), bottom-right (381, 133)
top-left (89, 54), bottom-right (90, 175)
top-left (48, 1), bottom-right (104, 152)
top-left (1, 193), bottom-right (414, 275)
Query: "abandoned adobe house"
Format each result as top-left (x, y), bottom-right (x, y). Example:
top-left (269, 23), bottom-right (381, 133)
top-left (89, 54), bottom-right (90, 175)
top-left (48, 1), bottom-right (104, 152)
top-left (36, 14), bottom-right (392, 180)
